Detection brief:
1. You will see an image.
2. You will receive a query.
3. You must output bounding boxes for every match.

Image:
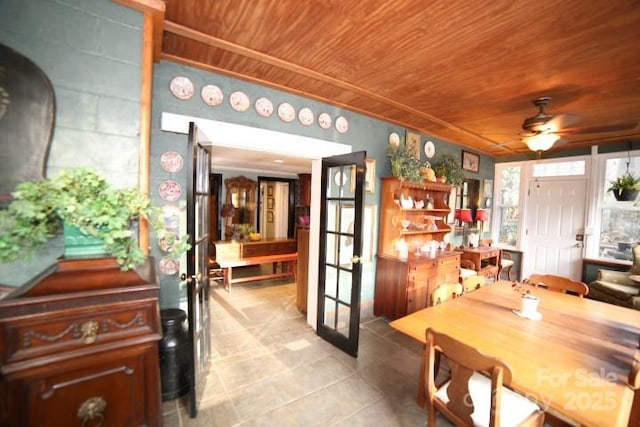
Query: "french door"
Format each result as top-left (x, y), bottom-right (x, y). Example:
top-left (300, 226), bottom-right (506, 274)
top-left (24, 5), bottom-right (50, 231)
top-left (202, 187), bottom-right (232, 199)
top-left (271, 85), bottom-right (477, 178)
top-left (316, 151), bottom-right (366, 357)
top-left (185, 122), bottom-right (211, 417)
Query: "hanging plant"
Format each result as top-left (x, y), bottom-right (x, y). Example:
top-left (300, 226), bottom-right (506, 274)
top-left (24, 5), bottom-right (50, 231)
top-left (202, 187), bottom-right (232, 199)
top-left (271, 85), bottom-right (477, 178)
top-left (607, 172), bottom-right (640, 201)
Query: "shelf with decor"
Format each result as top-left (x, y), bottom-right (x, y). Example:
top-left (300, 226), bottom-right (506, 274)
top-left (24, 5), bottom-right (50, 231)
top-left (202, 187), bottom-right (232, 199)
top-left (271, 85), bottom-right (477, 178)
top-left (378, 177), bottom-right (454, 257)
top-left (374, 177), bottom-right (460, 319)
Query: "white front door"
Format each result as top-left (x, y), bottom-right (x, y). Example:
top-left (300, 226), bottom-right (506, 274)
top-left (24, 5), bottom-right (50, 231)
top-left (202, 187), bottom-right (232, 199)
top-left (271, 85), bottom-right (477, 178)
top-left (523, 178), bottom-right (587, 280)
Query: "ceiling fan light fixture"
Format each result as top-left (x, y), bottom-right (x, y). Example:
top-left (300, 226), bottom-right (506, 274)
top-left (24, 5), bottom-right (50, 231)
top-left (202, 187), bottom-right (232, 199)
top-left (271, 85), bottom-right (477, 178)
top-left (525, 132), bottom-right (560, 152)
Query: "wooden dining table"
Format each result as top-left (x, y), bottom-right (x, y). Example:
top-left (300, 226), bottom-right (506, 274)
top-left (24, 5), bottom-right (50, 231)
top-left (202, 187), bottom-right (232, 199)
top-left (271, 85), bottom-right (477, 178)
top-left (390, 280), bottom-right (640, 427)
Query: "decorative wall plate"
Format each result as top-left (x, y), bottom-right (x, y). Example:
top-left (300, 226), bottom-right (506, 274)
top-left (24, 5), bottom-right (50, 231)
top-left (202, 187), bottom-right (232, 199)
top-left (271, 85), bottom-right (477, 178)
top-left (318, 113), bottom-right (332, 129)
top-left (159, 256), bottom-right (179, 275)
top-left (201, 84), bottom-right (223, 106)
top-left (278, 102), bottom-right (296, 122)
top-left (229, 91), bottom-right (250, 112)
top-left (255, 96), bottom-right (274, 117)
top-left (298, 107), bottom-right (314, 126)
top-left (389, 132), bottom-right (400, 146)
top-left (159, 180), bottom-right (182, 202)
top-left (424, 140), bottom-right (436, 158)
top-left (335, 116), bottom-right (349, 133)
top-left (169, 76), bottom-right (194, 100)
top-left (160, 151), bottom-right (184, 173)
top-left (160, 205), bottom-right (181, 229)
top-left (158, 231), bottom-right (179, 252)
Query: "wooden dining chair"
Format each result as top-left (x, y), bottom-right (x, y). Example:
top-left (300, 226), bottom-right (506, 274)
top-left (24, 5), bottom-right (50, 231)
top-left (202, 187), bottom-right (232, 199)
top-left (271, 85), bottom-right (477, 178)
top-left (431, 283), bottom-right (463, 306)
top-left (462, 274), bottom-right (487, 294)
top-left (460, 259), bottom-right (478, 281)
top-left (527, 274), bottom-right (589, 298)
top-left (500, 252), bottom-right (515, 281)
top-left (628, 357), bottom-right (640, 427)
top-left (423, 328), bottom-right (545, 427)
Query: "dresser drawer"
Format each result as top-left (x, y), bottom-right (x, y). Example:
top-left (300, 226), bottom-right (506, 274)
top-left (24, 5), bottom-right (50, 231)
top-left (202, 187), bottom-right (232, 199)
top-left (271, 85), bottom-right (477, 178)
top-left (7, 344), bottom-right (158, 427)
top-left (2, 299), bottom-right (160, 367)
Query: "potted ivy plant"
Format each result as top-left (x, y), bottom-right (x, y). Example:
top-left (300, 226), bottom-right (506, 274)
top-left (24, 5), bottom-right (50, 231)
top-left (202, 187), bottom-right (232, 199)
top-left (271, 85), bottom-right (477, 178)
top-left (433, 152), bottom-right (465, 186)
top-left (607, 172), bottom-right (640, 202)
top-left (0, 168), bottom-right (190, 270)
top-left (386, 141), bottom-right (422, 183)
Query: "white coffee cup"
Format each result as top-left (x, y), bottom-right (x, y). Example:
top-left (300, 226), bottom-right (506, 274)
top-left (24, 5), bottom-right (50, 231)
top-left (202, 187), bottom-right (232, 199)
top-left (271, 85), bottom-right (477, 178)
top-left (521, 294), bottom-right (540, 316)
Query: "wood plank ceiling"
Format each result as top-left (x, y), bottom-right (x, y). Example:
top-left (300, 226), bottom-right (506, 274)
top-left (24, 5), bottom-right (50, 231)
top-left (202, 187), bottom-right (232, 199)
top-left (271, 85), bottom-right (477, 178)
top-left (159, 0), bottom-right (640, 158)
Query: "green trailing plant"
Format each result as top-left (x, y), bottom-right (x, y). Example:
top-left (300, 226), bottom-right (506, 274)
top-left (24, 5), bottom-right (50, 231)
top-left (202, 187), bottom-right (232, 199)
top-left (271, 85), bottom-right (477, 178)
top-left (433, 152), bottom-right (465, 186)
top-left (0, 168), bottom-right (190, 270)
top-left (386, 141), bottom-right (422, 183)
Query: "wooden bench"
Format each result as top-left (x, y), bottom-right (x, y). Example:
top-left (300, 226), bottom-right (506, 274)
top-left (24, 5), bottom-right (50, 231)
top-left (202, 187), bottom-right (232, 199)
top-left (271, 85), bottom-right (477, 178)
top-left (213, 252), bottom-right (298, 291)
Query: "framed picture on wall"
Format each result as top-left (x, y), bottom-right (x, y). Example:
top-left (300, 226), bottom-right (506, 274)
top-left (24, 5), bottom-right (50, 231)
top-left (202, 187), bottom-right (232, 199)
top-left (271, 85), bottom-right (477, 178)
top-left (267, 197), bottom-right (274, 209)
top-left (267, 187), bottom-right (273, 197)
top-left (461, 150), bottom-right (480, 173)
top-left (267, 211), bottom-right (273, 223)
top-left (405, 130), bottom-right (421, 159)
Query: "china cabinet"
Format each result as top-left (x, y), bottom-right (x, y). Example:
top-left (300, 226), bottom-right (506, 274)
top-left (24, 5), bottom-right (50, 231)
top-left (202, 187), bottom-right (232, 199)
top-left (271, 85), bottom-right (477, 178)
top-left (374, 178), bottom-right (460, 319)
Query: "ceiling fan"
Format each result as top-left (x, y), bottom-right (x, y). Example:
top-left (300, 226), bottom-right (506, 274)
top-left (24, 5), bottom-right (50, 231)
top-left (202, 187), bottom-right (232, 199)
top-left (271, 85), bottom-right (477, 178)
top-left (520, 97), bottom-right (639, 153)
top-left (520, 97), bottom-right (576, 152)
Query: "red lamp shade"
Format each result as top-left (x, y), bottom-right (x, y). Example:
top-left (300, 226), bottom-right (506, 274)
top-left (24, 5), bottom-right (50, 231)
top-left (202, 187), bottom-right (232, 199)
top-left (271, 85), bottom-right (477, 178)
top-left (475, 209), bottom-right (490, 222)
top-left (458, 209), bottom-right (473, 223)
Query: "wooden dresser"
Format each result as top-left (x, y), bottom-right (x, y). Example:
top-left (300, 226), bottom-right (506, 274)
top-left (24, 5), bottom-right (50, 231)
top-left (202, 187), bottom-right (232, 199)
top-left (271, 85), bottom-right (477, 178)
top-left (375, 251), bottom-right (461, 319)
top-left (0, 257), bottom-right (162, 427)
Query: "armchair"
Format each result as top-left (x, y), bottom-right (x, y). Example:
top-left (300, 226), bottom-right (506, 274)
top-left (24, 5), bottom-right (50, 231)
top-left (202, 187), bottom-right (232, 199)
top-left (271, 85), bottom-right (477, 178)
top-left (588, 245), bottom-right (640, 309)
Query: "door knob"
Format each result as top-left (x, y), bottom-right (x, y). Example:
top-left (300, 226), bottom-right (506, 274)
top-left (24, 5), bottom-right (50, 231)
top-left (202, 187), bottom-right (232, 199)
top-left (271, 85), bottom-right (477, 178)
top-left (574, 243), bottom-right (584, 248)
top-left (180, 272), bottom-right (202, 283)
top-left (351, 255), bottom-right (361, 264)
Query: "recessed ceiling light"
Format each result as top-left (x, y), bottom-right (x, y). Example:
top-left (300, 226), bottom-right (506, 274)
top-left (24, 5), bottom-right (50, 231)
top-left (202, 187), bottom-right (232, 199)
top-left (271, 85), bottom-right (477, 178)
top-left (274, 159), bottom-right (284, 163)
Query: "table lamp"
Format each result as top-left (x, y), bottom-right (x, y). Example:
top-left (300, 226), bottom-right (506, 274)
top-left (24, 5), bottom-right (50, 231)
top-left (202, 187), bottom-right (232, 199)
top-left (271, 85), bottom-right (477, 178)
top-left (458, 209), bottom-right (473, 246)
top-left (475, 209), bottom-right (489, 237)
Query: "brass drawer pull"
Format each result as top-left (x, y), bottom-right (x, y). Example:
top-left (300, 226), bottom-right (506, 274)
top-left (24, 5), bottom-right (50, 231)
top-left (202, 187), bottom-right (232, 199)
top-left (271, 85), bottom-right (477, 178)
top-left (81, 320), bottom-right (99, 344)
top-left (77, 396), bottom-right (106, 427)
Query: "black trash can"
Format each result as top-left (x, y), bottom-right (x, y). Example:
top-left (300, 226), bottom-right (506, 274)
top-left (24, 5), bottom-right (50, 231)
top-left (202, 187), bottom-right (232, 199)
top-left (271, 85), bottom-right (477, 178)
top-left (159, 308), bottom-right (190, 401)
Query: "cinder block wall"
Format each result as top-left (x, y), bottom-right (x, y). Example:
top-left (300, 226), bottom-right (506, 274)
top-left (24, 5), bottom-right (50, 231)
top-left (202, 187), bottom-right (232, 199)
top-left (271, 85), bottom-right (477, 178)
top-left (0, 0), bottom-right (143, 188)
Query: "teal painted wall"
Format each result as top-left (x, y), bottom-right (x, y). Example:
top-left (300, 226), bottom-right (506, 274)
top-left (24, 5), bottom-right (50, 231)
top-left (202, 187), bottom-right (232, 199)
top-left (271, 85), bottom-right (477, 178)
top-left (0, 0), bottom-right (143, 189)
top-left (151, 60), bottom-right (495, 309)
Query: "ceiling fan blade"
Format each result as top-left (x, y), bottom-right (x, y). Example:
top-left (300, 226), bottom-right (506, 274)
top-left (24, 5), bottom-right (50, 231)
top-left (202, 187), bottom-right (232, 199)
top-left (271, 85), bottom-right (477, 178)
top-left (560, 121), bottom-right (638, 135)
top-left (546, 113), bottom-right (582, 132)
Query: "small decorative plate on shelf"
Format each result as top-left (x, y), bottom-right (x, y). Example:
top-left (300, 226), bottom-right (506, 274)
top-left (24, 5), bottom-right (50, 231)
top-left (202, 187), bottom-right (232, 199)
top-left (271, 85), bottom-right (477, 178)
top-left (160, 151), bottom-right (184, 173)
top-left (335, 116), bottom-right (349, 133)
top-left (159, 256), bottom-right (179, 275)
top-left (169, 76), bottom-right (195, 100)
top-left (159, 180), bottom-right (182, 202)
top-left (298, 107), bottom-right (314, 126)
top-left (318, 112), bottom-right (332, 129)
top-left (255, 96), bottom-right (274, 117)
top-left (201, 84), bottom-right (224, 106)
top-left (278, 102), bottom-right (296, 122)
top-left (229, 91), bottom-right (250, 112)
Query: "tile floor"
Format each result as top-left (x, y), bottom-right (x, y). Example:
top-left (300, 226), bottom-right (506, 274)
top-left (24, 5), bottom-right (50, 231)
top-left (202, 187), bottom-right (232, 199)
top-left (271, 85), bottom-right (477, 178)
top-left (161, 272), bottom-right (452, 426)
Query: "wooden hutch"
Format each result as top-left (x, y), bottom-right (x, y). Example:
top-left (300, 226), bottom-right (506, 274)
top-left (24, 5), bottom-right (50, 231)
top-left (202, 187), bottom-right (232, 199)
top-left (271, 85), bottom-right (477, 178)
top-left (374, 177), bottom-right (461, 319)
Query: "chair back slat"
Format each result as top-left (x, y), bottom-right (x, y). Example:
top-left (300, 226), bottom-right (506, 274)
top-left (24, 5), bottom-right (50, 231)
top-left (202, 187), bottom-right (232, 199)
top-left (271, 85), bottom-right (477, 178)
top-left (527, 274), bottom-right (589, 297)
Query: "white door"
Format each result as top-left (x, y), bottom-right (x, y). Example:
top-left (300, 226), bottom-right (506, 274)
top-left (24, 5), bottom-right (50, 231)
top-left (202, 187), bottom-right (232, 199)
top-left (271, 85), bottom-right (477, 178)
top-left (523, 178), bottom-right (587, 280)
